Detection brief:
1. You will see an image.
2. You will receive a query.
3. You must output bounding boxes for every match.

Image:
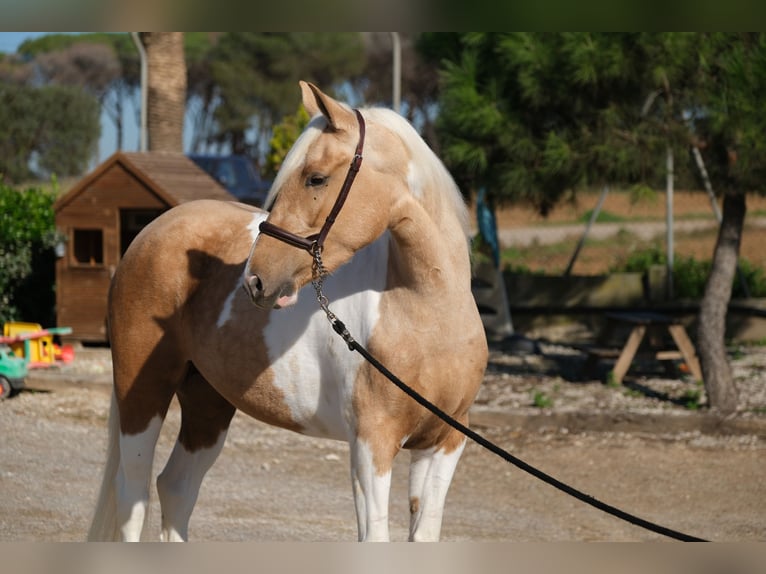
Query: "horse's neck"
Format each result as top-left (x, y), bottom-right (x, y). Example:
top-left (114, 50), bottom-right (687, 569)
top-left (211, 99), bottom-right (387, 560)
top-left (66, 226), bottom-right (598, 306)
top-left (386, 196), bottom-right (471, 298)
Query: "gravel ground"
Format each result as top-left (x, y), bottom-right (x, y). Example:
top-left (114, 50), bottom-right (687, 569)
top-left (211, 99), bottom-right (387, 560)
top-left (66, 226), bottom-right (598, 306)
top-left (1, 329), bottom-right (765, 542)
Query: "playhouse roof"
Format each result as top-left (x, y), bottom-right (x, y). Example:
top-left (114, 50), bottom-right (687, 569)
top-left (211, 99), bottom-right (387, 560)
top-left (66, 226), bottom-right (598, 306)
top-left (54, 151), bottom-right (235, 212)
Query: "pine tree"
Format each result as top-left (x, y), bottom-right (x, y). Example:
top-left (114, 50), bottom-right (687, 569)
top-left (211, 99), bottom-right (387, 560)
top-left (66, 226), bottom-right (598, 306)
top-left (429, 32), bottom-right (766, 413)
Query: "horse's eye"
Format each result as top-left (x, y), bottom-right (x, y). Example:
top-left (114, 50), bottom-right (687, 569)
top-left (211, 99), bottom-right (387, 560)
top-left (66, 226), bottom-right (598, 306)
top-left (306, 173), bottom-right (328, 187)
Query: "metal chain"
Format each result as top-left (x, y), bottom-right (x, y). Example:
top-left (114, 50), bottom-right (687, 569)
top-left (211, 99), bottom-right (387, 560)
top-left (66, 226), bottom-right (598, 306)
top-left (310, 244), bottom-right (356, 349)
top-left (310, 243), bottom-right (330, 310)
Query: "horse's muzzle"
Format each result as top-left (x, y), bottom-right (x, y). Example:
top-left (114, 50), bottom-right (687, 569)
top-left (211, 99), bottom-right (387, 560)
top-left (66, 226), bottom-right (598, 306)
top-left (242, 271), bottom-right (298, 309)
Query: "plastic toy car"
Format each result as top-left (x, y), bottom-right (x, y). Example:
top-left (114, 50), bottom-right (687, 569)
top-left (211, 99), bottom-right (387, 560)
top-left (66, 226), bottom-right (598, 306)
top-left (0, 343), bottom-right (27, 399)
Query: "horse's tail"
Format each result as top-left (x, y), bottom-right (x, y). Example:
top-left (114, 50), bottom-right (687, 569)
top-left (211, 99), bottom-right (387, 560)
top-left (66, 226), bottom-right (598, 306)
top-left (87, 391), bottom-right (121, 541)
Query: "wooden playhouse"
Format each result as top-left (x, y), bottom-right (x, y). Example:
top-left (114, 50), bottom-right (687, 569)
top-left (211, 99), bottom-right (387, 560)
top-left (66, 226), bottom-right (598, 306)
top-left (54, 152), bottom-right (235, 343)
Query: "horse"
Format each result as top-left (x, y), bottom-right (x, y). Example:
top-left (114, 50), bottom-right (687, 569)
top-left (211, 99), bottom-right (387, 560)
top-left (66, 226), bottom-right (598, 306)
top-left (88, 81), bottom-right (488, 542)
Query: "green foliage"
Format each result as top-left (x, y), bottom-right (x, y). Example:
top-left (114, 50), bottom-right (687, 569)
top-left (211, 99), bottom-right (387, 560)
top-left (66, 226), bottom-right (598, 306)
top-left (0, 84), bottom-right (100, 183)
top-left (673, 257), bottom-right (712, 300)
top-left (612, 246), bottom-right (766, 299)
top-left (19, 33), bottom-right (115, 55)
top-left (427, 33), bottom-right (766, 215)
top-left (430, 33), bottom-right (671, 213)
top-left (628, 184), bottom-right (658, 206)
top-left (18, 33), bottom-right (139, 86)
top-left (615, 244), bottom-right (665, 273)
top-left (692, 33), bottom-right (766, 194)
top-left (734, 259), bottom-right (766, 298)
top-left (681, 381), bottom-right (705, 410)
top-left (531, 390), bottom-right (553, 408)
top-left (17, 32), bottom-right (367, 164)
top-left (265, 106), bottom-right (311, 178)
top-left (205, 33), bottom-right (365, 155)
top-left (0, 184), bottom-right (58, 324)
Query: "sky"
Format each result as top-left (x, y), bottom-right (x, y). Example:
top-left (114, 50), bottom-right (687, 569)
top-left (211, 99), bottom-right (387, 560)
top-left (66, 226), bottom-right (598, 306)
top-left (0, 31), bottom-right (192, 168)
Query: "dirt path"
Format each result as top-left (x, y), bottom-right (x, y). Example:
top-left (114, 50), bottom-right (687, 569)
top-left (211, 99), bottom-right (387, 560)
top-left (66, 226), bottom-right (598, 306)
top-left (1, 343), bottom-right (764, 542)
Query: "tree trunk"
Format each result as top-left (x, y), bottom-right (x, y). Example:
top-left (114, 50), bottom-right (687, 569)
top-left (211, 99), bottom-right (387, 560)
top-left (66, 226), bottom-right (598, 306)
top-left (139, 32), bottom-right (186, 152)
top-left (696, 191), bottom-right (745, 414)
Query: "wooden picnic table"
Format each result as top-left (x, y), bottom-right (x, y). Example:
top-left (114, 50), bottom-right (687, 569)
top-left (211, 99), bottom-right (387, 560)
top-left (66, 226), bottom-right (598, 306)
top-left (583, 311), bottom-right (703, 384)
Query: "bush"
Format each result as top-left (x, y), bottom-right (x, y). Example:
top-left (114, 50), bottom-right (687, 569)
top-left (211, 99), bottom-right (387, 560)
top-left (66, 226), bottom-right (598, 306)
top-left (615, 244), bottom-right (665, 273)
top-left (612, 245), bottom-right (766, 299)
top-left (0, 183), bottom-right (58, 325)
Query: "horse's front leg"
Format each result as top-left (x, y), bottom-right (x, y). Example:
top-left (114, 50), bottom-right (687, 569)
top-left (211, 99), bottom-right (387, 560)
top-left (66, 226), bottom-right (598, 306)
top-left (407, 432), bottom-right (467, 542)
top-left (349, 437), bottom-right (393, 541)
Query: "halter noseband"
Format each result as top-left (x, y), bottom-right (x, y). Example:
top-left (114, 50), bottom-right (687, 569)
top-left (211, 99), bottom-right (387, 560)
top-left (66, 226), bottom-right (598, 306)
top-left (258, 109), bottom-right (366, 256)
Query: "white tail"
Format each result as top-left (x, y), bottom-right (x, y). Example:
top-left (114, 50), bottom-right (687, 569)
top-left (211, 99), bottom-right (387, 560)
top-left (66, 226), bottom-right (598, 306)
top-left (87, 392), bottom-right (121, 541)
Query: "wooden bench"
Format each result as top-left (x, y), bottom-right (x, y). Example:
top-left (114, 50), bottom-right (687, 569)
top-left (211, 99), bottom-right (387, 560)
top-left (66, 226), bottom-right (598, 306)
top-left (581, 312), bottom-right (703, 384)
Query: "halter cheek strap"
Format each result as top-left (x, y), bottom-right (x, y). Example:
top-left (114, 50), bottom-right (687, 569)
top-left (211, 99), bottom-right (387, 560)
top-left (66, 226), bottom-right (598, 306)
top-left (258, 109), bottom-right (366, 256)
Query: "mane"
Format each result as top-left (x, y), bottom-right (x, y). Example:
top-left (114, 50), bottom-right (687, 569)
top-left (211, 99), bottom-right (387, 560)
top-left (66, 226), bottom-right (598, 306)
top-left (362, 107), bottom-right (471, 239)
top-left (265, 105), bottom-right (471, 241)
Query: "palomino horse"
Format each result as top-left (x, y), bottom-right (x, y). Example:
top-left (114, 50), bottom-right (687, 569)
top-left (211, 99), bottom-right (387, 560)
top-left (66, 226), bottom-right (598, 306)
top-left (88, 82), bottom-right (488, 542)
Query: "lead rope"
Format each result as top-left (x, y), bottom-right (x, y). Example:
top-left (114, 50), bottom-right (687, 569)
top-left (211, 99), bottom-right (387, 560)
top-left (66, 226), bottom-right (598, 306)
top-left (310, 249), bottom-right (706, 542)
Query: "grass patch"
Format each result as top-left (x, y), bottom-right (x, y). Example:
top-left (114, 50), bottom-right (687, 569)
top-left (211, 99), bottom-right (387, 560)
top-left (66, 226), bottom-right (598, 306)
top-left (531, 390), bottom-right (553, 408)
top-left (681, 382), bottom-right (704, 410)
top-left (579, 209), bottom-right (625, 224)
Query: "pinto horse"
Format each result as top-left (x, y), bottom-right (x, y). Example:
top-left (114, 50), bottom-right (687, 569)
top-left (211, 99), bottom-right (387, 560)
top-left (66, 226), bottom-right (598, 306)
top-left (88, 82), bottom-right (488, 542)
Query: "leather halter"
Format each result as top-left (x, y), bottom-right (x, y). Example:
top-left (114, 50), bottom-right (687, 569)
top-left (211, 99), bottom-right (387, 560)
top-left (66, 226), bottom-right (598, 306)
top-left (258, 109), bottom-right (365, 255)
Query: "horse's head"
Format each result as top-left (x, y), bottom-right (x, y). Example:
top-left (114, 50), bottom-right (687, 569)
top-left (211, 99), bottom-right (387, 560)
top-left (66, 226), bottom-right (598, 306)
top-left (244, 82), bottom-right (408, 309)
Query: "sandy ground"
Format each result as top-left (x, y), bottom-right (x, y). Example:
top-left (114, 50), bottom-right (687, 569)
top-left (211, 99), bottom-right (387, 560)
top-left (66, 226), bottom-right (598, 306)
top-left (1, 336), bottom-right (764, 543)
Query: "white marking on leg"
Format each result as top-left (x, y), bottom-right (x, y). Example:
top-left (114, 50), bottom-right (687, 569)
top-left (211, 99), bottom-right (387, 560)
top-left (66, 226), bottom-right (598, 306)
top-left (157, 431), bottom-right (228, 542)
top-left (350, 439), bottom-right (391, 542)
top-left (116, 416), bottom-right (164, 542)
top-left (408, 439), bottom-right (466, 542)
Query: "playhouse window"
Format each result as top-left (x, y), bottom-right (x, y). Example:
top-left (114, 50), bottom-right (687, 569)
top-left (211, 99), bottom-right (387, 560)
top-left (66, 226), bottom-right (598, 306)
top-left (72, 228), bottom-right (104, 266)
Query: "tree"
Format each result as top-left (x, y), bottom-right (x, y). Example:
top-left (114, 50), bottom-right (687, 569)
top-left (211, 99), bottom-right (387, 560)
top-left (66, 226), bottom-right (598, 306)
top-left (432, 34), bottom-right (653, 209)
top-left (0, 52), bottom-right (32, 84)
top-left (19, 33), bottom-right (139, 152)
top-left (139, 32), bottom-right (187, 152)
top-left (690, 33), bottom-right (766, 414)
top-left (430, 33), bottom-right (765, 413)
top-left (0, 83), bottom-right (100, 182)
top-left (200, 33), bottom-right (365, 157)
top-left (183, 33), bottom-right (222, 153)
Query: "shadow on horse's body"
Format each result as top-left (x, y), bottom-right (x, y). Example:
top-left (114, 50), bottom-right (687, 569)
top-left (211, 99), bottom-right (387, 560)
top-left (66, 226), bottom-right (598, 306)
top-left (89, 82), bottom-right (487, 542)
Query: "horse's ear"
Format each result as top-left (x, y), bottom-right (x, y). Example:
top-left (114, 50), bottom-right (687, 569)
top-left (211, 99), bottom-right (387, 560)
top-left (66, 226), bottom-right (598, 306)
top-left (299, 81), bottom-right (355, 132)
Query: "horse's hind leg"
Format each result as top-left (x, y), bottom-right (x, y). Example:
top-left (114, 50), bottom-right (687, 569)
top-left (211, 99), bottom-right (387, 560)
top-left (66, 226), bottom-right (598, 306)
top-left (110, 340), bottom-right (184, 541)
top-left (156, 366), bottom-right (236, 541)
top-left (407, 429), bottom-right (467, 542)
top-left (116, 411), bottom-right (166, 541)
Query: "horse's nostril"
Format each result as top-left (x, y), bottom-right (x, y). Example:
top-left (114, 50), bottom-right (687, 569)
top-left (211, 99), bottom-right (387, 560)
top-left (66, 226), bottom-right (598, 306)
top-left (243, 273), bottom-right (263, 300)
